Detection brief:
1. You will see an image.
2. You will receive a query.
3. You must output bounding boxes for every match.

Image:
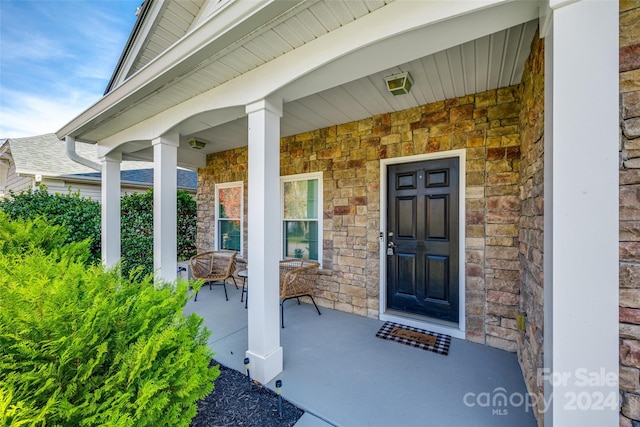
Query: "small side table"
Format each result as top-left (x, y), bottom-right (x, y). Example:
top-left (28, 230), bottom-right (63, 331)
top-left (237, 269), bottom-right (248, 308)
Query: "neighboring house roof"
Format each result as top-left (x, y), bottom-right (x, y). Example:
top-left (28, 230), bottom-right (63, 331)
top-left (3, 134), bottom-right (196, 190)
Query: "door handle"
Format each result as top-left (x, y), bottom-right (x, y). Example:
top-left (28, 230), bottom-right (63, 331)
top-left (387, 241), bottom-right (396, 248)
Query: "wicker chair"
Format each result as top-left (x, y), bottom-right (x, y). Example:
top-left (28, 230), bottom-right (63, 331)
top-left (189, 250), bottom-right (237, 301)
top-left (279, 259), bottom-right (321, 328)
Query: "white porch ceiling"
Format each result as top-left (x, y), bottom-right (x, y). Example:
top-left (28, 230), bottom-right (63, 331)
top-left (190, 19), bottom-right (538, 152)
top-left (62, 0), bottom-right (540, 165)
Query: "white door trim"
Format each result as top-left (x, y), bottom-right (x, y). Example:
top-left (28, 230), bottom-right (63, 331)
top-left (379, 149), bottom-right (466, 339)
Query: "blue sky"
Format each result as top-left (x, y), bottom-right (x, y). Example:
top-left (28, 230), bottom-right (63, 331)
top-left (0, 0), bottom-right (141, 138)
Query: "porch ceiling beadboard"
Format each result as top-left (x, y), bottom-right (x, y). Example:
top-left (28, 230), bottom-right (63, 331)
top-left (59, 0), bottom-right (538, 164)
top-left (235, 20), bottom-right (538, 142)
top-left (196, 18), bottom-right (537, 149)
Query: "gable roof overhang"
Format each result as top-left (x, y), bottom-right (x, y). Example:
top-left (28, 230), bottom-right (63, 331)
top-left (0, 142), bottom-right (11, 188)
top-left (104, 0), bottom-right (155, 94)
top-left (56, 0), bottom-right (540, 170)
top-left (105, 0), bottom-right (218, 93)
top-left (0, 140), bottom-right (10, 167)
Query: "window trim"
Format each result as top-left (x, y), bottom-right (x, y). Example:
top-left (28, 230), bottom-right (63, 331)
top-left (214, 181), bottom-right (244, 255)
top-left (281, 172), bottom-right (323, 267)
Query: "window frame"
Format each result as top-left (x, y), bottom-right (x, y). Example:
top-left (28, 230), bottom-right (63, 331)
top-left (280, 172), bottom-right (323, 267)
top-left (214, 181), bottom-right (244, 255)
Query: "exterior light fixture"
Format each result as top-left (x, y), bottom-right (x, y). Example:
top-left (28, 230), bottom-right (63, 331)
top-left (244, 357), bottom-right (251, 385)
top-left (276, 379), bottom-right (283, 417)
top-left (384, 71), bottom-right (413, 96)
top-left (188, 137), bottom-right (207, 149)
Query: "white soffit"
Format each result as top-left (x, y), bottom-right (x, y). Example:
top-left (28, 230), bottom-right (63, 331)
top-left (72, 0), bottom-right (538, 155)
top-left (80, 0), bottom-right (393, 142)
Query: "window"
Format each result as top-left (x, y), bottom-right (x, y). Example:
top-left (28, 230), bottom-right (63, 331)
top-left (215, 182), bottom-right (243, 253)
top-left (281, 172), bottom-right (322, 264)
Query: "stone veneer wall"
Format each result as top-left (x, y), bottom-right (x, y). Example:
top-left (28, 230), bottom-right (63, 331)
top-left (516, 32), bottom-right (545, 425)
top-left (194, 11), bottom-right (640, 423)
top-left (197, 88), bottom-right (527, 351)
top-left (619, 1), bottom-right (640, 425)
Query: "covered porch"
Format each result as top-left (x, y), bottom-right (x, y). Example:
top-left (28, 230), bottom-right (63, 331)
top-left (184, 283), bottom-right (537, 426)
top-left (56, 1), bottom-right (620, 425)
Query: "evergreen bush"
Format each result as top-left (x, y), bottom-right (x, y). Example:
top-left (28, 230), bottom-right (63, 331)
top-left (0, 187), bottom-right (101, 265)
top-left (121, 190), bottom-right (197, 277)
top-left (176, 190), bottom-right (197, 261)
top-left (0, 213), bottom-right (217, 426)
top-left (0, 188), bottom-right (197, 276)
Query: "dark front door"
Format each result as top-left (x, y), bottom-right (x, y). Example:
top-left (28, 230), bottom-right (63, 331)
top-left (386, 158), bottom-right (459, 324)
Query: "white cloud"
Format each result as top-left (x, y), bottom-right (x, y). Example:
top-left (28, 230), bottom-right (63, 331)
top-left (0, 0), bottom-right (139, 139)
top-left (0, 87), bottom-right (99, 138)
top-left (1, 35), bottom-right (69, 62)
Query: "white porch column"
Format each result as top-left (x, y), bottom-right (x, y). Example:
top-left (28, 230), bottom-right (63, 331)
top-left (152, 133), bottom-right (179, 282)
top-left (543, 1), bottom-right (618, 425)
top-left (245, 97), bottom-right (283, 384)
top-left (100, 153), bottom-right (121, 268)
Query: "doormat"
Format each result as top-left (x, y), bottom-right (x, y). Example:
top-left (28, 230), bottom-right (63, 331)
top-left (376, 321), bottom-right (451, 356)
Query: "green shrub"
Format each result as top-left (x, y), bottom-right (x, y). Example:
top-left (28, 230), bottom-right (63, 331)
top-left (0, 187), bottom-right (101, 265)
top-left (0, 188), bottom-right (197, 276)
top-left (0, 213), bottom-right (217, 426)
top-left (121, 191), bottom-right (154, 277)
top-left (120, 190), bottom-right (197, 277)
top-left (177, 190), bottom-right (197, 261)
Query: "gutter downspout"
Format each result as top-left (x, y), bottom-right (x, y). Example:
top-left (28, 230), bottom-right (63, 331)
top-left (65, 136), bottom-right (101, 171)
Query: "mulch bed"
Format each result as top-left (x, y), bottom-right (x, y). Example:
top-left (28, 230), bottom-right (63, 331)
top-left (191, 362), bottom-right (304, 427)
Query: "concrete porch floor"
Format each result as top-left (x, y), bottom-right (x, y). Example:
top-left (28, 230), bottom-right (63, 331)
top-left (184, 283), bottom-right (538, 427)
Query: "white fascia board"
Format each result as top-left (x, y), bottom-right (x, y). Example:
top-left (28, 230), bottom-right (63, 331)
top-left (14, 171), bottom-right (48, 180)
top-left (56, 0), bottom-right (296, 141)
top-left (98, 0), bottom-right (537, 150)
